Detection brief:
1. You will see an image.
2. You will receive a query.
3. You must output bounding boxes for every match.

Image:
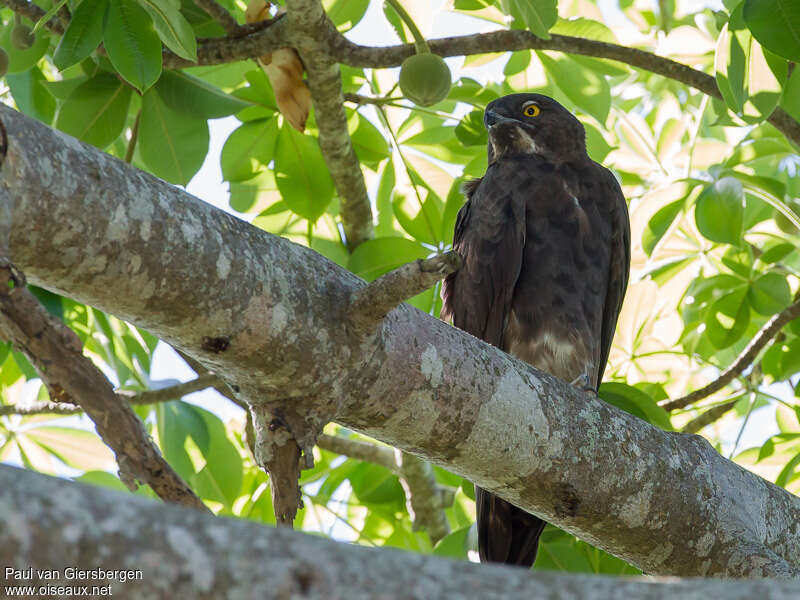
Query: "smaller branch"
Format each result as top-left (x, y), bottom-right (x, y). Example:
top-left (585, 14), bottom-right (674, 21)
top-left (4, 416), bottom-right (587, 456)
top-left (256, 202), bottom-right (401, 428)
top-left (681, 396), bottom-right (744, 434)
top-left (174, 347), bottom-right (247, 410)
top-left (662, 298), bottom-right (800, 412)
top-left (394, 450), bottom-right (452, 543)
top-left (0, 0), bottom-right (64, 34)
top-left (317, 434), bottom-right (454, 543)
top-left (285, 0), bottom-right (374, 249)
top-left (194, 0), bottom-right (240, 35)
top-left (317, 433), bottom-right (395, 469)
top-left (0, 373), bottom-right (219, 416)
top-left (343, 92), bottom-right (404, 106)
top-left (0, 261), bottom-right (208, 512)
top-left (348, 252), bottom-right (462, 336)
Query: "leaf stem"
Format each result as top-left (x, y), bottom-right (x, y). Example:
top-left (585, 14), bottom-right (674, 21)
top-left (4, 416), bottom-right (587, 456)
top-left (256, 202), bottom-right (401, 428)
top-left (384, 0), bottom-right (428, 54)
top-left (124, 110), bottom-right (141, 164)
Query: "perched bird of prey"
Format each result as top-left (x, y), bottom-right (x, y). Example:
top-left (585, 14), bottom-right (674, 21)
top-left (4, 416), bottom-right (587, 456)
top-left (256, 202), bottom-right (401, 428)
top-left (441, 93), bottom-right (630, 567)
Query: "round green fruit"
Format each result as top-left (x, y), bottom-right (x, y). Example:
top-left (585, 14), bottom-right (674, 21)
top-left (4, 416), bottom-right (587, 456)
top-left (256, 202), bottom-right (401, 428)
top-left (11, 24), bottom-right (35, 50)
top-left (0, 48), bottom-right (8, 78)
top-left (399, 53), bottom-right (452, 107)
top-left (775, 200), bottom-right (800, 235)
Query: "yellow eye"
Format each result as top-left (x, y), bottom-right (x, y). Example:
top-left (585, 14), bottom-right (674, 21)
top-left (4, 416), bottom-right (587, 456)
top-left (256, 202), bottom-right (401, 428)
top-left (523, 104), bottom-right (540, 117)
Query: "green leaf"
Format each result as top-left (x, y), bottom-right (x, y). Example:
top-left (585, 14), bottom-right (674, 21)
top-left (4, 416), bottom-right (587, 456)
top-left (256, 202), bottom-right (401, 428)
top-left (642, 199), bottom-right (683, 256)
top-left (348, 111), bottom-right (390, 169)
top-left (455, 109), bottom-right (487, 146)
top-left (538, 52), bottom-right (610, 124)
top-left (780, 70), bottom-right (800, 121)
top-left (510, 0), bottom-right (558, 39)
top-left (0, 20), bottom-right (50, 73)
top-left (393, 190), bottom-right (442, 245)
top-left (24, 426), bottom-right (114, 470)
top-left (156, 399), bottom-right (209, 481)
top-left (273, 124), bottom-right (335, 222)
top-left (705, 287), bottom-right (750, 349)
top-left (6, 67), bottom-right (56, 124)
top-left (55, 72), bottom-right (132, 148)
top-left (221, 118), bottom-right (279, 183)
top-left (715, 5), bottom-right (788, 122)
top-left (376, 160), bottom-right (398, 238)
top-left (138, 0), bottom-right (198, 62)
top-left (748, 272), bottom-right (791, 315)
top-left (694, 177), bottom-right (744, 245)
top-left (348, 237), bottom-right (430, 281)
top-left (33, 0), bottom-right (69, 34)
top-left (323, 0), bottom-right (369, 31)
top-left (104, 0), bottom-right (163, 92)
top-left (743, 0), bottom-right (800, 62)
top-left (190, 405), bottom-right (243, 508)
top-left (432, 525), bottom-right (471, 558)
top-left (53, 0), bottom-right (109, 70)
top-left (715, 7), bottom-right (749, 114)
top-left (598, 383), bottom-right (673, 431)
top-left (156, 70), bottom-right (251, 118)
top-left (138, 86), bottom-right (210, 185)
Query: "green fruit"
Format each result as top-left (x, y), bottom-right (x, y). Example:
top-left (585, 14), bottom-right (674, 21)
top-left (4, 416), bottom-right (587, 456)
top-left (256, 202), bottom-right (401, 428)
top-left (775, 200), bottom-right (800, 235)
top-left (399, 53), bottom-right (452, 107)
top-left (11, 24), bottom-right (35, 50)
top-left (0, 48), bottom-right (8, 78)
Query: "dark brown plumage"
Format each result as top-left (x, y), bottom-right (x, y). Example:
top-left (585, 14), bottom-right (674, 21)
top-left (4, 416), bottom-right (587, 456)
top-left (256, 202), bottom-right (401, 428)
top-left (441, 93), bottom-right (630, 567)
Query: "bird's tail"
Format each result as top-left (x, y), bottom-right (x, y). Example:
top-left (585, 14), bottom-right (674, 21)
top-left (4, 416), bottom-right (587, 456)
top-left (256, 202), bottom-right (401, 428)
top-left (475, 486), bottom-right (546, 567)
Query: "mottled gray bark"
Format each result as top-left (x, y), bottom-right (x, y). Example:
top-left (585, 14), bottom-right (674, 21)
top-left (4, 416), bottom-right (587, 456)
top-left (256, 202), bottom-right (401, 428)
top-left (3, 464), bottom-right (800, 599)
top-left (2, 105), bottom-right (800, 578)
top-left (285, 0), bottom-right (374, 250)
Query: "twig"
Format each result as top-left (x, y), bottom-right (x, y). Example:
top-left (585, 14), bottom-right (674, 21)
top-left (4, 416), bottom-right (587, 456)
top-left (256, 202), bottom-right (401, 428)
top-left (0, 0), bottom-right (64, 34)
top-left (343, 92), bottom-right (404, 106)
top-left (285, 0), bottom-right (374, 250)
top-left (680, 395), bottom-right (745, 434)
top-left (317, 434), bottom-right (454, 543)
top-left (195, 0), bottom-right (240, 35)
top-left (0, 261), bottom-right (208, 512)
top-left (0, 373), bottom-right (219, 416)
top-left (317, 433), bottom-right (395, 469)
top-left (394, 450), bottom-right (452, 543)
top-left (174, 347), bottom-right (247, 410)
top-left (348, 252), bottom-right (462, 336)
top-left (662, 298), bottom-right (800, 412)
top-left (124, 111), bottom-right (141, 164)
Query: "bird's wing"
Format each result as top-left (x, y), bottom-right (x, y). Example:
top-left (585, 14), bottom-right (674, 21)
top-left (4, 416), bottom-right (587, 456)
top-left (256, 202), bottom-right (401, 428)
top-left (441, 169), bottom-right (526, 348)
top-left (596, 168), bottom-right (630, 387)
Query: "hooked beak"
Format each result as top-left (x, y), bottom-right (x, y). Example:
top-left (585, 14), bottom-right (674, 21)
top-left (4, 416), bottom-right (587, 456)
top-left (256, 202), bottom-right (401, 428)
top-left (484, 109), bottom-right (514, 129)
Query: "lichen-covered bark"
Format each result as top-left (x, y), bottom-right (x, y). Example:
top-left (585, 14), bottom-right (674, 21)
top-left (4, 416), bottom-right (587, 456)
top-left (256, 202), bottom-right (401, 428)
top-left (285, 0), bottom-right (374, 249)
top-left (4, 465), bottom-right (800, 599)
top-left (2, 105), bottom-right (800, 577)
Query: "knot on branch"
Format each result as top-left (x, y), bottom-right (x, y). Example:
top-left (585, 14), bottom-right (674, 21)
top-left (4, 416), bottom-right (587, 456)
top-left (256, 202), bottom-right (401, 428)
top-left (347, 252), bottom-right (462, 338)
top-left (249, 403), bottom-right (323, 526)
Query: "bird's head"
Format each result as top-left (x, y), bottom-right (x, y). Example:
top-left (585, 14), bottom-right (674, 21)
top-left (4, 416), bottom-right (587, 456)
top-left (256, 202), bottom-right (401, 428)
top-left (483, 94), bottom-right (587, 164)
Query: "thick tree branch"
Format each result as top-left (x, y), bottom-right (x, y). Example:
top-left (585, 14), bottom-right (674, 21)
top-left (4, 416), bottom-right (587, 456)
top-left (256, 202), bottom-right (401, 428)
top-left (3, 106), bottom-right (800, 577)
top-left (324, 29), bottom-right (800, 146)
top-left (0, 259), bottom-right (207, 512)
top-left (5, 465), bottom-right (800, 599)
top-left (284, 0), bottom-right (373, 249)
top-left (348, 252), bottom-right (461, 336)
top-left (662, 299), bottom-right (800, 412)
top-left (0, 373), bottom-right (219, 416)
